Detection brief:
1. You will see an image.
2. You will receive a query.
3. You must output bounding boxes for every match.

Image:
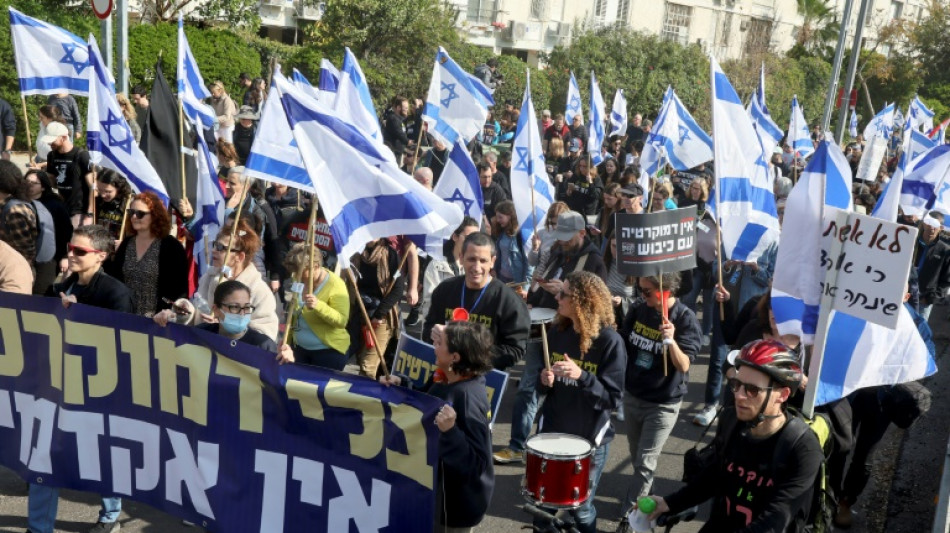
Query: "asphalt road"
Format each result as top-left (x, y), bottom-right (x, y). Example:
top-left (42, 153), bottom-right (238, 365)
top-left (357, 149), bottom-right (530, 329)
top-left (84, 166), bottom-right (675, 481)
top-left (1, 301), bottom-right (948, 533)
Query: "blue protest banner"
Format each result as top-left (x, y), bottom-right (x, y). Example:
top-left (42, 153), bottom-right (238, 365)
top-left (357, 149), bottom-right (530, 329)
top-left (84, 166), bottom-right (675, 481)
top-left (0, 292), bottom-right (441, 532)
top-left (393, 331), bottom-right (509, 427)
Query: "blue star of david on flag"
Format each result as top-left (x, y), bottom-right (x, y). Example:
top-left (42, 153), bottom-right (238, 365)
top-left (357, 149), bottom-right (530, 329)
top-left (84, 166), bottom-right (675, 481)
top-left (101, 109), bottom-right (133, 155)
top-left (441, 82), bottom-right (459, 108)
top-left (444, 188), bottom-right (475, 216)
top-left (569, 95), bottom-right (581, 113)
top-left (678, 124), bottom-right (691, 144)
top-left (515, 147), bottom-right (533, 174)
top-left (60, 42), bottom-right (88, 75)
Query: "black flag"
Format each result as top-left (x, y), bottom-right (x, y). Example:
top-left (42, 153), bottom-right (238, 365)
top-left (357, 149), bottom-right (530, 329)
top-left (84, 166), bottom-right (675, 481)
top-left (140, 60), bottom-right (198, 207)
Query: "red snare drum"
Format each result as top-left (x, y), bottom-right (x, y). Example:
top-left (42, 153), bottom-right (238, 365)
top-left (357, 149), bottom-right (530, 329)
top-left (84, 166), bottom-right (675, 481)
top-left (522, 433), bottom-right (593, 508)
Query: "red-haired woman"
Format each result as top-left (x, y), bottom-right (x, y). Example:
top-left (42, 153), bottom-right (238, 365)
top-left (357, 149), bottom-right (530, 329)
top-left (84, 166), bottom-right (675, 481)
top-left (105, 191), bottom-right (188, 317)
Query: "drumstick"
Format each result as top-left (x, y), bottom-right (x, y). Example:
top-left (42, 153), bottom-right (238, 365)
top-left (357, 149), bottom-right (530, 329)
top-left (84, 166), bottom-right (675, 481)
top-left (541, 322), bottom-right (552, 371)
top-left (660, 275), bottom-right (668, 377)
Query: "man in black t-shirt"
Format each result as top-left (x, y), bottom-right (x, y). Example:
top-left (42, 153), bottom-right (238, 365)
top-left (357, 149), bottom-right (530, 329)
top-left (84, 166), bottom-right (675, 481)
top-left (41, 121), bottom-right (92, 227)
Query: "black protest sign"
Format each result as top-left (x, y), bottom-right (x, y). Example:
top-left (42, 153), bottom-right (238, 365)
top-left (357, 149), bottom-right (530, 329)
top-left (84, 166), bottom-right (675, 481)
top-left (616, 206), bottom-right (698, 276)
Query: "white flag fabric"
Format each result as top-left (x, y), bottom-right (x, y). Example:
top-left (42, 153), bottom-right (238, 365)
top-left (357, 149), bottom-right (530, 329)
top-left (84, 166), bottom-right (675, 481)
top-left (772, 140), bottom-right (853, 342)
top-left (588, 72), bottom-right (607, 165)
top-left (86, 35), bottom-right (168, 204)
top-left (710, 55), bottom-right (780, 263)
top-left (787, 95), bottom-right (814, 159)
top-left (512, 71), bottom-right (557, 245)
top-left (422, 47), bottom-right (493, 145)
top-left (908, 95), bottom-right (935, 133)
top-left (319, 59), bottom-right (340, 97)
top-left (747, 64), bottom-right (783, 155)
top-left (641, 86), bottom-right (713, 176)
top-left (244, 70), bottom-right (313, 192)
top-left (609, 89), bottom-right (627, 138)
top-left (565, 71), bottom-right (582, 125)
top-left (410, 138), bottom-right (483, 255)
top-left (862, 102), bottom-right (895, 141)
top-left (898, 144), bottom-right (950, 218)
top-left (192, 132), bottom-right (225, 277)
top-left (10, 8), bottom-right (89, 96)
top-left (334, 48), bottom-right (385, 148)
top-left (277, 74), bottom-right (460, 264)
top-left (177, 16), bottom-right (216, 129)
top-left (848, 107), bottom-right (858, 139)
top-left (292, 68), bottom-right (321, 101)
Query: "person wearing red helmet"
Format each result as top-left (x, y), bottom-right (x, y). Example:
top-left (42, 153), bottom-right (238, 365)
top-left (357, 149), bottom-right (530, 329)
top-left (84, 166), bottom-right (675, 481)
top-left (642, 340), bottom-right (824, 532)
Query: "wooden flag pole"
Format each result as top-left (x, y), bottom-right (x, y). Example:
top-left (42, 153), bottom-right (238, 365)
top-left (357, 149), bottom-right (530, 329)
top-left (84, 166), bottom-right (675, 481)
top-left (346, 268), bottom-right (390, 377)
top-left (20, 96), bottom-right (33, 164)
top-left (177, 97), bottom-right (188, 204)
top-left (219, 174), bottom-right (250, 282)
top-left (305, 200), bottom-right (318, 295)
top-left (660, 273), bottom-right (668, 376)
top-left (410, 121), bottom-right (425, 170)
top-left (280, 202), bottom-right (319, 348)
top-left (117, 195), bottom-right (133, 238)
top-left (716, 225), bottom-right (725, 318)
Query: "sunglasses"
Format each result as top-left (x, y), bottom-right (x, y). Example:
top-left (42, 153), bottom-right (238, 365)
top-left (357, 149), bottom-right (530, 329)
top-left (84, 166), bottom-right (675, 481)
top-left (68, 243), bottom-right (101, 257)
top-left (127, 209), bottom-right (150, 219)
top-left (213, 242), bottom-right (242, 253)
top-left (728, 377), bottom-right (773, 398)
top-left (639, 286), bottom-right (656, 297)
top-left (219, 303), bottom-right (255, 315)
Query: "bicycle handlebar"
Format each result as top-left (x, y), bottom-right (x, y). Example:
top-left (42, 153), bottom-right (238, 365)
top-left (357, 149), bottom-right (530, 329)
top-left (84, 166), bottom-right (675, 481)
top-left (520, 503), bottom-right (581, 533)
top-left (656, 506), bottom-right (699, 527)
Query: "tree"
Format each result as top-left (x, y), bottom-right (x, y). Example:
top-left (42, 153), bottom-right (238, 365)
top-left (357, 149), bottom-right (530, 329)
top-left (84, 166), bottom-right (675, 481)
top-left (138, 1), bottom-right (198, 23)
top-left (195, 0), bottom-right (262, 32)
top-left (792, 0), bottom-right (840, 58)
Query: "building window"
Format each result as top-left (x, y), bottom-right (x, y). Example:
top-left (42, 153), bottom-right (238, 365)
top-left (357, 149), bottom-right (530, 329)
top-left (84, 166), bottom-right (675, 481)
top-left (594, 0), bottom-right (608, 19)
top-left (661, 3), bottom-right (692, 45)
top-left (890, 0), bottom-right (903, 19)
top-left (617, 0), bottom-right (631, 24)
top-left (531, 0), bottom-right (547, 19)
top-left (467, 0), bottom-right (493, 24)
top-left (743, 17), bottom-right (773, 56)
top-left (865, 0), bottom-right (874, 25)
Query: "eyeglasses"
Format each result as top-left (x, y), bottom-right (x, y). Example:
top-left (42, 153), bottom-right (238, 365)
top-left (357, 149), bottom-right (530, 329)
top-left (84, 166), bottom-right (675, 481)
top-left (68, 243), bottom-right (100, 256)
top-left (127, 209), bottom-right (150, 219)
top-left (727, 377), bottom-right (773, 398)
top-left (213, 242), bottom-right (241, 253)
top-left (219, 303), bottom-right (255, 315)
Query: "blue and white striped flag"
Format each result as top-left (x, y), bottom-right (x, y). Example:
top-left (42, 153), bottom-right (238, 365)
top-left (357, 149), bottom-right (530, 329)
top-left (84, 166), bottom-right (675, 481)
top-left (588, 72), bottom-right (607, 165)
top-left (787, 95), bottom-right (814, 159)
top-left (9, 8), bottom-right (89, 95)
top-left (244, 70), bottom-right (313, 192)
top-left (277, 75), bottom-right (461, 264)
top-left (871, 129), bottom-right (934, 221)
top-left (192, 132), bottom-right (225, 277)
top-left (898, 143), bottom-right (950, 218)
top-left (609, 89), bottom-right (627, 138)
top-left (410, 138), bottom-right (483, 255)
top-left (334, 48), bottom-right (385, 146)
top-left (641, 86), bottom-right (713, 176)
top-left (908, 95), bottom-right (935, 133)
top-left (848, 107), bottom-right (859, 139)
top-left (86, 35), bottom-right (168, 204)
top-left (292, 68), bottom-right (321, 101)
top-left (565, 71), bottom-right (582, 125)
top-left (747, 64), bottom-right (783, 155)
top-left (772, 140), bottom-right (853, 342)
top-left (422, 47), bottom-right (493, 145)
top-left (318, 59), bottom-right (340, 96)
top-left (862, 102), bottom-right (895, 141)
top-left (711, 56), bottom-right (780, 263)
top-left (177, 16), bottom-right (215, 129)
top-left (512, 71), bottom-right (556, 245)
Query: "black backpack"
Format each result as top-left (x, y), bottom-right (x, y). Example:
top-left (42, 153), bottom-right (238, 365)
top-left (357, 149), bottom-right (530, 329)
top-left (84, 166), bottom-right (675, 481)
top-left (774, 409), bottom-right (835, 533)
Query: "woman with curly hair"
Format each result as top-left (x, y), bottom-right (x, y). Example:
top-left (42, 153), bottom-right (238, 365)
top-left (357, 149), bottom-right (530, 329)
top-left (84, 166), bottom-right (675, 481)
top-left (105, 191), bottom-right (188, 317)
top-left (535, 270), bottom-right (627, 533)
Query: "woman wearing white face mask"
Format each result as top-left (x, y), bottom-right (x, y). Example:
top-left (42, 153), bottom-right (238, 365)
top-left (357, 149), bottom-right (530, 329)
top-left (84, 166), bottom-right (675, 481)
top-left (197, 280), bottom-right (293, 363)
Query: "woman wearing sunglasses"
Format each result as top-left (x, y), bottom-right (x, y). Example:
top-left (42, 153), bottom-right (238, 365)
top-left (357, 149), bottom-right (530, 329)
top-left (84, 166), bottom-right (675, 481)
top-left (619, 271), bottom-right (702, 510)
top-left (155, 219), bottom-right (278, 341)
top-left (195, 280), bottom-right (292, 363)
top-left (642, 339), bottom-right (822, 533)
top-left (105, 191), bottom-right (187, 317)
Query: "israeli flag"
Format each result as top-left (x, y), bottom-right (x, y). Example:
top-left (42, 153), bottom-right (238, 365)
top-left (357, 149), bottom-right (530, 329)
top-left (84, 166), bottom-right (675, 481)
top-left (177, 16), bottom-right (216, 128)
top-left (244, 69), bottom-right (313, 192)
top-left (908, 95), bottom-right (935, 133)
top-left (410, 138), bottom-right (483, 255)
top-left (710, 55), bottom-right (780, 263)
top-left (849, 107), bottom-right (859, 139)
top-left (277, 75), bottom-right (461, 264)
top-left (609, 89), bottom-right (627, 138)
top-left (9, 8), bottom-right (89, 95)
top-left (511, 71), bottom-right (556, 245)
top-left (292, 68), bottom-right (321, 101)
top-left (747, 64), bottom-right (783, 154)
top-left (772, 140), bottom-right (853, 342)
top-left (192, 132), bottom-right (225, 277)
top-left (319, 59), bottom-right (340, 96)
top-left (422, 47), bottom-right (493, 146)
top-left (862, 102), bottom-right (895, 141)
top-left (641, 86), bottom-right (713, 176)
top-left (565, 71), bottom-right (582, 125)
top-left (334, 48), bottom-right (384, 145)
top-left (898, 144), bottom-right (950, 218)
top-left (787, 95), bottom-right (814, 159)
top-left (86, 35), bottom-right (168, 204)
top-left (588, 72), bottom-right (606, 165)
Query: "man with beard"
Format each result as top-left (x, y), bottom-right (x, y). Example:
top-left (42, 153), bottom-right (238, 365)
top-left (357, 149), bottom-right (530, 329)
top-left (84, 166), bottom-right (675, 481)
top-left (383, 96), bottom-right (411, 165)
